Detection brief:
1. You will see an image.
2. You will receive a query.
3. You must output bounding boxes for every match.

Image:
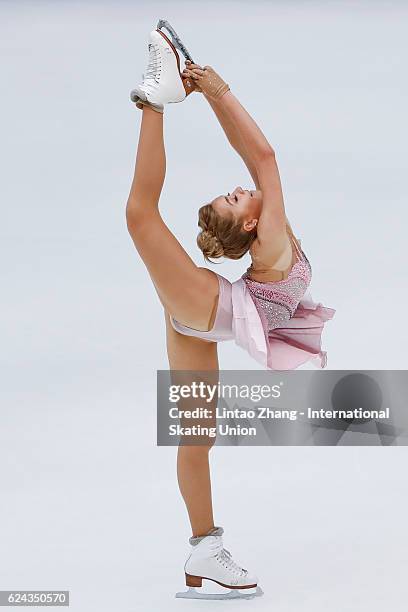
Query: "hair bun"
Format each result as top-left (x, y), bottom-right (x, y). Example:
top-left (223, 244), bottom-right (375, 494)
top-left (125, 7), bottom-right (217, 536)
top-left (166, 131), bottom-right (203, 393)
top-left (197, 229), bottom-right (224, 260)
top-left (197, 202), bottom-right (257, 262)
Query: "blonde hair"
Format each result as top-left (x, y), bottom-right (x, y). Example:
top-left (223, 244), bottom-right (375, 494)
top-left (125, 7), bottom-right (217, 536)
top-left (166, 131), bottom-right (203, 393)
top-left (197, 203), bottom-right (257, 262)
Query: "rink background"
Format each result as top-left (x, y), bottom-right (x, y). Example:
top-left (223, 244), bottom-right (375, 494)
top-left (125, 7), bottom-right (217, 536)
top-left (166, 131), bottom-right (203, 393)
top-left (1, 1), bottom-right (407, 610)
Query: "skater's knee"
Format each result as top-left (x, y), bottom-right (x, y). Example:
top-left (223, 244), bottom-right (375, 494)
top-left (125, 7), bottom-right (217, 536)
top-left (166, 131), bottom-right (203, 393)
top-left (179, 440), bottom-right (215, 461)
top-left (181, 442), bottom-right (215, 456)
top-left (204, 437), bottom-right (216, 452)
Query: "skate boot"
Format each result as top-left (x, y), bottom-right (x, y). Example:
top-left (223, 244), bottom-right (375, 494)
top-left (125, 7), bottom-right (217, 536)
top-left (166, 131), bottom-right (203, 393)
top-left (130, 29), bottom-right (194, 111)
top-left (176, 527), bottom-right (263, 600)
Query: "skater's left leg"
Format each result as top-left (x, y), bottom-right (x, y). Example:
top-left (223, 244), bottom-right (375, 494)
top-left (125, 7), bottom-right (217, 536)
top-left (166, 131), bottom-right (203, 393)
top-left (126, 107), bottom-right (219, 330)
top-left (165, 311), bottom-right (217, 537)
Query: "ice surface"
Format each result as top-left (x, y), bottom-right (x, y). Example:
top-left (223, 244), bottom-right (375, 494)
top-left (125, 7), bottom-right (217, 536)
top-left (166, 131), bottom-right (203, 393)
top-left (1, 1), bottom-right (407, 611)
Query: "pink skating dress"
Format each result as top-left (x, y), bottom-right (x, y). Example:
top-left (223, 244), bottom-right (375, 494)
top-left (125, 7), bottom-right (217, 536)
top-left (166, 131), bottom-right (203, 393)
top-left (170, 226), bottom-right (335, 370)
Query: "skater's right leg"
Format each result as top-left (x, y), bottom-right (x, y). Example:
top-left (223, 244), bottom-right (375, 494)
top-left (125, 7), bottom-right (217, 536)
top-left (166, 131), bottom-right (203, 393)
top-left (165, 312), bottom-right (218, 537)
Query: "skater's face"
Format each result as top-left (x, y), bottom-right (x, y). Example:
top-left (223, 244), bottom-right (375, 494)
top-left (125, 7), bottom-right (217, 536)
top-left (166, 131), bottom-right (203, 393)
top-left (211, 187), bottom-right (262, 232)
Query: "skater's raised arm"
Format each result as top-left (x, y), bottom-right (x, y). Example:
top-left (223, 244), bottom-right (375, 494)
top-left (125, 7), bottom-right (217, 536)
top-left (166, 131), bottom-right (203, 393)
top-left (183, 62), bottom-right (260, 188)
top-left (206, 95), bottom-right (261, 189)
top-left (184, 63), bottom-right (286, 253)
top-left (218, 91), bottom-right (286, 243)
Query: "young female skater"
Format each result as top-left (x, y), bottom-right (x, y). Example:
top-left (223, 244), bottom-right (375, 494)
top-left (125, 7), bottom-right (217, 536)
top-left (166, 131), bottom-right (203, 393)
top-left (127, 25), bottom-right (334, 599)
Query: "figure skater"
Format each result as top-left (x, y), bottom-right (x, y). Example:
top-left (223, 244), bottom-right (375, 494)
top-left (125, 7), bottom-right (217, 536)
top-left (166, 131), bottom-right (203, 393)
top-left (126, 23), bottom-right (335, 600)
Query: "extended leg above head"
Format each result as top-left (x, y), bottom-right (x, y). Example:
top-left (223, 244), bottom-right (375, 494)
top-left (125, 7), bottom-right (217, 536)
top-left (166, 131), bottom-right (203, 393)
top-left (126, 104), bottom-right (219, 332)
top-left (126, 106), bottom-right (166, 229)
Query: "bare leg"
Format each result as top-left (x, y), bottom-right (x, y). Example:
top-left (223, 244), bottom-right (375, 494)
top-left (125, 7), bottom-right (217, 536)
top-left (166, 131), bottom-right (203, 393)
top-left (177, 448), bottom-right (215, 537)
top-left (126, 107), bottom-right (218, 330)
top-left (165, 312), bottom-right (218, 537)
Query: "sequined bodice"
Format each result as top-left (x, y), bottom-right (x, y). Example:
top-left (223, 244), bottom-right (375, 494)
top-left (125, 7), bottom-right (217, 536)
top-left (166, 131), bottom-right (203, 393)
top-left (243, 250), bottom-right (312, 333)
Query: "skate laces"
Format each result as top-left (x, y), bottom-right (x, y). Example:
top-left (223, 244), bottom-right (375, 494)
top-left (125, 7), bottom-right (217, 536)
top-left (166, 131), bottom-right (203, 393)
top-left (140, 43), bottom-right (162, 93)
top-left (216, 548), bottom-right (247, 577)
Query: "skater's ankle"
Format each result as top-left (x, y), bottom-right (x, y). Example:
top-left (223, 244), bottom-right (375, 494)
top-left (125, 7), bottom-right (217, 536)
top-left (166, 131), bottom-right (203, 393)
top-left (190, 525), bottom-right (224, 545)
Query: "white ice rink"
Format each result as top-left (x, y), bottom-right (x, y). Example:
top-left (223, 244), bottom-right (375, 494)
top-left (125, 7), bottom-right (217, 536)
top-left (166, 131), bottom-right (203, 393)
top-left (1, 1), bottom-right (408, 610)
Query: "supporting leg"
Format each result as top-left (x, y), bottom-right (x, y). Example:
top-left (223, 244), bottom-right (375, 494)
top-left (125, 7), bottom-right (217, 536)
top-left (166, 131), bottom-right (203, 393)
top-left (177, 446), bottom-right (215, 537)
top-left (165, 312), bottom-right (218, 536)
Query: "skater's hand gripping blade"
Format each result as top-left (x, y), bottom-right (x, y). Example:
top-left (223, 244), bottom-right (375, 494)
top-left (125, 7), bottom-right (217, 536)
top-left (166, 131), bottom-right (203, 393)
top-left (175, 585), bottom-right (264, 600)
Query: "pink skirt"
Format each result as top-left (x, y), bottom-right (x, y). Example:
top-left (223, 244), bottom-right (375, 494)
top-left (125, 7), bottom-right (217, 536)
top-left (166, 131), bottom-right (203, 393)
top-left (170, 274), bottom-right (335, 370)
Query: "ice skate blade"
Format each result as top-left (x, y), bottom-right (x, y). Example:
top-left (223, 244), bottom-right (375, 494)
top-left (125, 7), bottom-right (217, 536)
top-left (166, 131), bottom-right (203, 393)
top-left (157, 19), bottom-right (194, 62)
top-left (175, 586), bottom-right (264, 600)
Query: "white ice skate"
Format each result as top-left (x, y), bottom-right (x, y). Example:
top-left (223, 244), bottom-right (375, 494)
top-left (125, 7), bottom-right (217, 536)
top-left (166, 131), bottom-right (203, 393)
top-left (130, 28), bottom-right (187, 110)
top-left (175, 528), bottom-right (264, 600)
